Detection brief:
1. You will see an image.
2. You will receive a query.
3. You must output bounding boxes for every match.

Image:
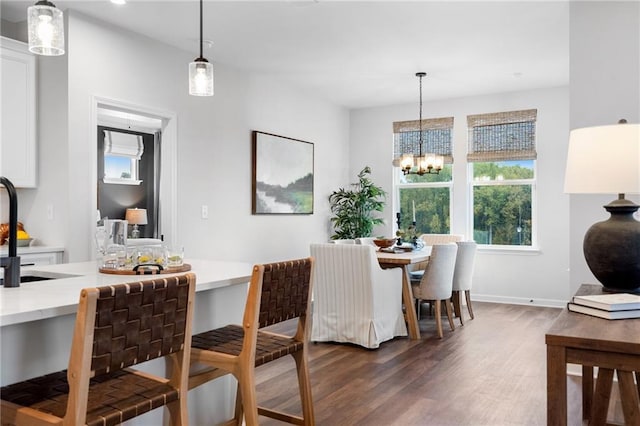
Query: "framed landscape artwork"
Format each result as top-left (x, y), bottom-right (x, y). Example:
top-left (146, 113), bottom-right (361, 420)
top-left (252, 131), bottom-right (314, 214)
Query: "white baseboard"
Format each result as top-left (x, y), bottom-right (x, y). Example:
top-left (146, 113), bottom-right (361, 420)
top-left (471, 293), bottom-right (566, 308)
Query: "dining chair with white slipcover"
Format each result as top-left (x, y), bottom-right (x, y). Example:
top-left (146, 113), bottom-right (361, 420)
top-left (310, 243), bottom-right (407, 349)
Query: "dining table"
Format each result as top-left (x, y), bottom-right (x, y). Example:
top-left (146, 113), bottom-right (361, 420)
top-left (376, 246), bottom-right (432, 340)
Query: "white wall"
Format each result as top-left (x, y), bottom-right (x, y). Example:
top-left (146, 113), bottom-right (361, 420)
top-left (13, 11), bottom-right (349, 264)
top-left (568, 1), bottom-right (640, 295)
top-left (350, 87), bottom-right (571, 305)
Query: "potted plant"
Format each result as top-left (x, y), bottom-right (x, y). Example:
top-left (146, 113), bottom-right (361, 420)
top-left (329, 166), bottom-right (386, 239)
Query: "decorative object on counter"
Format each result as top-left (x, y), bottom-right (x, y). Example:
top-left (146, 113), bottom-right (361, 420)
top-left (125, 208), bottom-right (147, 238)
top-left (98, 243), bottom-right (186, 274)
top-left (0, 221), bottom-right (25, 246)
top-left (252, 131), bottom-right (314, 214)
top-left (329, 166), bottom-right (385, 239)
top-left (564, 120), bottom-right (640, 292)
top-left (166, 245), bottom-right (184, 267)
top-left (27, 0), bottom-right (65, 56)
top-left (189, 0), bottom-right (214, 96)
top-left (99, 263), bottom-right (191, 275)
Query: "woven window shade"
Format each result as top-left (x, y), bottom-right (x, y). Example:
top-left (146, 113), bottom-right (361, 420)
top-left (467, 109), bottom-right (537, 162)
top-left (393, 117), bottom-right (454, 164)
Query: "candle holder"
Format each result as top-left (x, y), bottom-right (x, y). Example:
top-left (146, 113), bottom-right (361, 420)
top-left (396, 212), bottom-right (402, 245)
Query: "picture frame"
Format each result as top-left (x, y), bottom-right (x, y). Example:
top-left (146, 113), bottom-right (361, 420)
top-left (252, 131), bottom-right (314, 214)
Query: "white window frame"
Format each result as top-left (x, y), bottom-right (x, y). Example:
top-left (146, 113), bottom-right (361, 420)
top-left (468, 161), bottom-right (538, 251)
top-left (394, 167), bottom-right (454, 234)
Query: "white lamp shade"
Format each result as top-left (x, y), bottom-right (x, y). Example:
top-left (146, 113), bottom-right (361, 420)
top-left (27, 3), bottom-right (65, 56)
top-left (189, 61), bottom-right (214, 96)
top-left (125, 208), bottom-right (148, 225)
top-left (564, 123), bottom-right (640, 194)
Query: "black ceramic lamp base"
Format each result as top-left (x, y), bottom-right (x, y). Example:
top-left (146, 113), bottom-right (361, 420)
top-left (583, 196), bottom-right (640, 293)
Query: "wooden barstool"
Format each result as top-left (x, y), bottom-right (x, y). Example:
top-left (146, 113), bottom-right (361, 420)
top-left (1, 273), bottom-right (196, 426)
top-left (189, 258), bottom-right (315, 426)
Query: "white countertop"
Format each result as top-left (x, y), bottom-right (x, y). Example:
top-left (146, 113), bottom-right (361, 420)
top-left (0, 259), bottom-right (254, 327)
top-left (0, 245), bottom-right (65, 255)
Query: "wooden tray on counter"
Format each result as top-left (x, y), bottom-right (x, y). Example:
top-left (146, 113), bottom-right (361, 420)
top-left (99, 263), bottom-right (191, 275)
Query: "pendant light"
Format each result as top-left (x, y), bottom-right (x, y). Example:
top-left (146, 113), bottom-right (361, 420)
top-left (399, 72), bottom-right (443, 175)
top-left (27, 0), bottom-right (65, 56)
top-left (189, 0), bottom-right (214, 96)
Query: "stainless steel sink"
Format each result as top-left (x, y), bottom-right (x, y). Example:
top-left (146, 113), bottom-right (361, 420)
top-left (0, 272), bottom-right (79, 286)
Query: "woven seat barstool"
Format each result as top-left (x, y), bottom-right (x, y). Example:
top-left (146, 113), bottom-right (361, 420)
top-left (189, 258), bottom-right (315, 426)
top-left (1, 273), bottom-right (196, 426)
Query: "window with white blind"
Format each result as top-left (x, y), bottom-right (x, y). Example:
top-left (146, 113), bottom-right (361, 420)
top-left (467, 109), bottom-right (537, 247)
top-left (393, 117), bottom-right (454, 234)
top-left (103, 130), bottom-right (144, 185)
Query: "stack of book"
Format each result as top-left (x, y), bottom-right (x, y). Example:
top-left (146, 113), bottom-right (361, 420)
top-left (568, 292), bottom-right (640, 319)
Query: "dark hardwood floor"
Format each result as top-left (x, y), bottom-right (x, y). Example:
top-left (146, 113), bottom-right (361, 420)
top-left (255, 302), bottom-right (587, 426)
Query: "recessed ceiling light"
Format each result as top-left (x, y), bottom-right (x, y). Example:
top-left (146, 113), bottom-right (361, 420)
top-left (110, 0), bottom-right (126, 5)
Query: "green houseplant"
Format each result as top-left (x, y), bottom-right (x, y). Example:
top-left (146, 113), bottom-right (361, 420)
top-left (329, 166), bottom-right (386, 239)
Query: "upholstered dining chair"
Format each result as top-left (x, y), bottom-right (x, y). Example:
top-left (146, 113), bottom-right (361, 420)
top-left (355, 237), bottom-right (376, 246)
top-left (411, 244), bottom-right (458, 338)
top-left (310, 243), bottom-right (407, 349)
top-left (188, 258), bottom-right (315, 426)
top-left (1, 273), bottom-right (197, 426)
top-left (419, 233), bottom-right (465, 246)
top-left (329, 239), bottom-right (356, 244)
top-left (409, 233), bottom-right (464, 273)
top-left (452, 241), bottom-right (478, 325)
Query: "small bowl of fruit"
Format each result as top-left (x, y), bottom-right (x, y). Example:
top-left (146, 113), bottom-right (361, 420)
top-left (9, 230), bottom-right (33, 247)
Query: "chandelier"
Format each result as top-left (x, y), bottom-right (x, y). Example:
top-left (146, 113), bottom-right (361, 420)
top-left (399, 72), bottom-right (443, 175)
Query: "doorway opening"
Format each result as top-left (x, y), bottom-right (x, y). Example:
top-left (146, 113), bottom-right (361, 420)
top-left (91, 96), bottom-right (177, 250)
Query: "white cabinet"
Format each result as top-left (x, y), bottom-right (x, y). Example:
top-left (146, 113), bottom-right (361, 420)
top-left (1, 247), bottom-right (64, 266)
top-left (0, 37), bottom-right (36, 187)
top-left (19, 251), bottom-right (63, 267)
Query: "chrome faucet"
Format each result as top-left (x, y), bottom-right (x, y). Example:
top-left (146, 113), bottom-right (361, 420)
top-left (0, 176), bottom-right (20, 287)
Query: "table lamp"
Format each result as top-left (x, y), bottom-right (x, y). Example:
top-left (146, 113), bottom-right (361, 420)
top-left (125, 208), bottom-right (147, 239)
top-left (564, 120), bottom-right (640, 292)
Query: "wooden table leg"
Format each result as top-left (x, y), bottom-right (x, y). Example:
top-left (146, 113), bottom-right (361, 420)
top-left (617, 370), bottom-right (640, 425)
top-left (401, 266), bottom-right (420, 340)
top-left (590, 367), bottom-right (614, 425)
top-left (547, 344), bottom-right (567, 426)
top-left (583, 365), bottom-right (593, 421)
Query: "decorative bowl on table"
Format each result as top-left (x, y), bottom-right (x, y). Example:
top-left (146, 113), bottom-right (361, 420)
top-left (373, 238), bottom-right (396, 249)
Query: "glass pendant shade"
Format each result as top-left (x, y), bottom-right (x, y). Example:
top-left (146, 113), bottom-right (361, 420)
top-left (189, 59), bottom-right (214, 96)
top-left (27, 1), bottom-right (65, 56)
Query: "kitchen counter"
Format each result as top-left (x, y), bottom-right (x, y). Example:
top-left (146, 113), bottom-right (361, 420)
top-left (0, 258), bottom-right (253, 326)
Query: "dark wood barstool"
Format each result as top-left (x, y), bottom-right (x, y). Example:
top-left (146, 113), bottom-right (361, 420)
top-left (189, 258), bottom-right (315, 426)
top-left (0, 273), bottom-right (197, 426)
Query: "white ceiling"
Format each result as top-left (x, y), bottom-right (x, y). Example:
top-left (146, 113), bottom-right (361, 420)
top-left (1, 0), bottom-right (570, 109)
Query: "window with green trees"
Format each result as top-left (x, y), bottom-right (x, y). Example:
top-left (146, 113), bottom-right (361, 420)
top-left (397, 165), bottom-right (452, 233)
top-left (467, 109), bottom-right (537, 247)
top-left (393, 116), bottom-right (454, 235)
top-left (472, 161), bottom-right (534, 245)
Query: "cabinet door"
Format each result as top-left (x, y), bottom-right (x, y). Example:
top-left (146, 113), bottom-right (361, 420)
top-left (0, 38), bottom-right (36, 187)
top-left (19, 252), bottom-right (62, 266)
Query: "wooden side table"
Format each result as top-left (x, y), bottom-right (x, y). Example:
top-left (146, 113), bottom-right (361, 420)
top-left (545, 284), bottom-right (640, 425)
